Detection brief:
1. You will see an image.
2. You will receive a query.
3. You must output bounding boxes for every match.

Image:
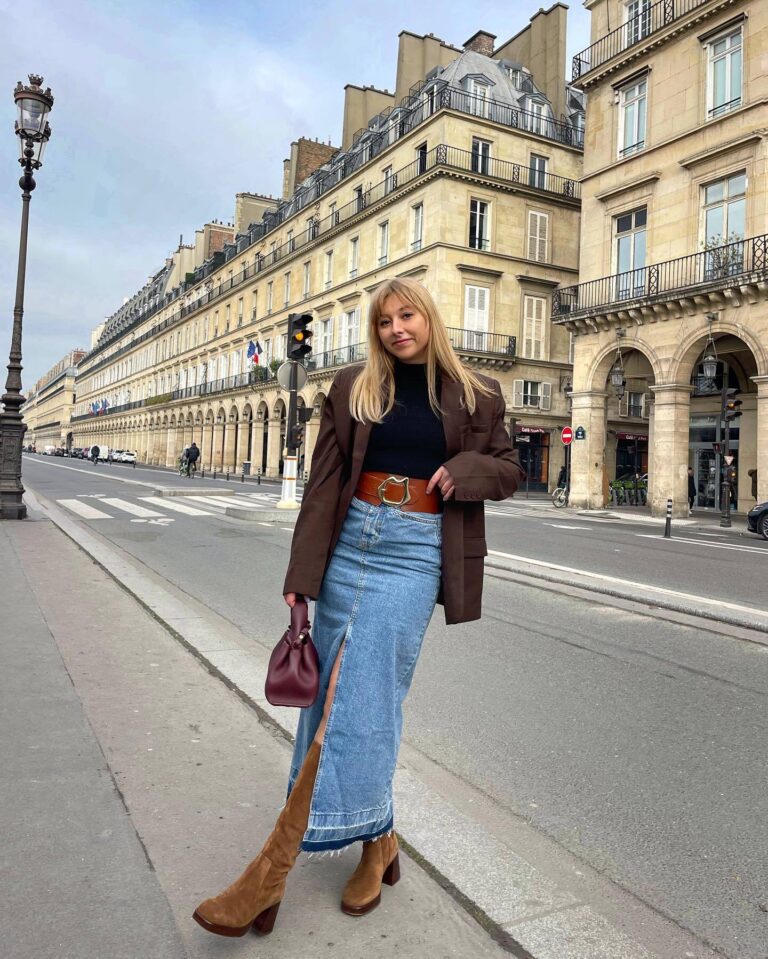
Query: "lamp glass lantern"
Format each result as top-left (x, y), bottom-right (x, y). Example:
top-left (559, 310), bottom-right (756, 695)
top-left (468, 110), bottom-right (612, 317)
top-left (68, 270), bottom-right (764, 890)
top-left (14, 76), bottom-right (54, 167)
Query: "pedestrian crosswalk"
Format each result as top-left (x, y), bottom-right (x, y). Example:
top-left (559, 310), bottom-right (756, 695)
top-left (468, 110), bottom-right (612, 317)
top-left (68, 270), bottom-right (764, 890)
top-left (55, 491), bottom-right (280, 524)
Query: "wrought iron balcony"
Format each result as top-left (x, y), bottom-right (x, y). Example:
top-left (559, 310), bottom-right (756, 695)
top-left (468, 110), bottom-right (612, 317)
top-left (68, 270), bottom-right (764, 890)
top-left (552, 233), bottom-right (767, 323)
top-left (573, 0), bottom-right (710, 81)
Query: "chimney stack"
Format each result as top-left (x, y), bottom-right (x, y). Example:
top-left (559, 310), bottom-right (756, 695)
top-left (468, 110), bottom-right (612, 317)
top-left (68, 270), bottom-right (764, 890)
top-left (463, 30), bottom-right (497, 57)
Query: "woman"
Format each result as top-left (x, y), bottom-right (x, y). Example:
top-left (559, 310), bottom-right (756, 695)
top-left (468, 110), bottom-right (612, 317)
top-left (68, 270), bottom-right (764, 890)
top-left (193, 277), bottom-right (524, 938)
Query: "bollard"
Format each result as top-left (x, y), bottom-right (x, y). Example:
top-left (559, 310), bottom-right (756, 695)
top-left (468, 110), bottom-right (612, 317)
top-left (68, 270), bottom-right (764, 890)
top-left (213, 467), bottom-right (217, 480)
top-left (257, 468), bottom-right (261, 486)
top-left (226, 470), bottom-right (230, 482)
top-left (132, 460), bottom-right (136, 469)
top-left (664, 497), bottom-right (672, 538)
top-left (241, 470), bottom-right (245, 483)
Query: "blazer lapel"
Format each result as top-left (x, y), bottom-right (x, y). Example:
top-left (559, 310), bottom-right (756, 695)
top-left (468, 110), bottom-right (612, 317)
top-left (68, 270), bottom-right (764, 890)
top-left (441, 378), bottom-right (465, 458)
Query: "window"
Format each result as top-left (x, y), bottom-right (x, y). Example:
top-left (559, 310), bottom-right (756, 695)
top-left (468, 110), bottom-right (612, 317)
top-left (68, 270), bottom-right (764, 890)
top-left (522, 295), bottom-right (546, 360)
top-left (471, 138), bottom-right (491, 175)
top-left (287, 230), bottom-right (294, 252)
top-left (627, 391), bottom-right (644, 417)
top-left (527, 101), bottom-right (547, 136)
top-left (306, 216), bottom-right (317, 240)
top-left (529, 153), bottom-right (548, 189)
top-left (615, 207), bottom-right (647, 299)
top-left (341, 308), bottom-right (360, 352)
top-left (225, 305), bottom-right (231, 332)
top-left (527, 211), bottom-right (549, 262)
top-left (416, 142), bottom-right (427, 174)
top-left (303, 261), bottom-right (311, 298)
top-left (618, 78), bottom-right (647, 157)
top-left (250, 291), bottom-right (257, 320)
top-left (707, 26), bottom-right (742, 118)
top-left (270, 241), bottom-right (277, 260)
top-left (468, 199), bottom-right (489, 250)
top-left (329, 202), bottom-right (337, 225)
top-left (703, 172), bottom-right (746, 277)
top-left (463, 285), bottom-right (490, 350)
top-left (324, 250), bottom-right (334, 288)
top-left (512, 379), bottom-right (551, 410)
top-left (411, 203), bottom-right (424, 252)
top-left (283, 271), bottom-right (291, 306)
top-left (470, 79), bottom-right (490, 118)
top-left (378, 221), bottom-right (389, 265)
top-left (349, 236), bottom-right (359, 277)
top-left (424, 85), bottom-right (437, 116)
top-left (266, 281), bottom-right (273, 314)
top-left (354, 186), bottom-right (364, 213)
top-left (213, 311), bottom-right (219, 337)
top-left (203, 316), bottom-right (209, 341)
top-left (625, 0), bottom-right (651, 45)
top-left (507, 67), bottom-right (521, 88)
top-left (317, 316), bottom-right (334, 365)
top-left (237, 297), bottom-right (243, 327)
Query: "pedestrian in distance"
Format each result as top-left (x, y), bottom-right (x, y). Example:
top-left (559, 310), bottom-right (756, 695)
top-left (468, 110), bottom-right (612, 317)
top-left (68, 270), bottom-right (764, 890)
top-left (186, 441), bottom-right (199, 477)
top-left (688, 466), bottom-right (696, 515)
top-left (557, 463), bottom-right (567, 490)
top-left (193, 276), bottom-right (525, 938)
top-left (90, 444), bottom-right (99, 465)
top-left (178, 445), bottom-right (189, 476)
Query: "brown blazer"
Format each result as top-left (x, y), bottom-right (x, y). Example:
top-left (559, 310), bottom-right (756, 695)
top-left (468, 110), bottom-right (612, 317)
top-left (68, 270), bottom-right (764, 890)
top-left (283, 364), bottom-right (524, 624)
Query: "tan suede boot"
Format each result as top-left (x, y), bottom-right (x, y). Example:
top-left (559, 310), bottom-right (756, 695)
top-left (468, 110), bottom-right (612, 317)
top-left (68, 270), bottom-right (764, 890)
top-left (341, 832), bottom-right (400, 916)
top-left (193, 740), bottom-right (321, 937)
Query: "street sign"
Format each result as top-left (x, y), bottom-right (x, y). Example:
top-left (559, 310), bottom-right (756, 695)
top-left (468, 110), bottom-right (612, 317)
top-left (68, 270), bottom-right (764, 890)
top-left (574, 426), bottom-right (586, 440)
top-left (277, 361), bottom-right (307, 391)
top-left (724, 455), bottom-right (734, 465)
top-left (561, 426), bottom-right (573, 445)
top-left (515, 435), bottom-right (530, 443)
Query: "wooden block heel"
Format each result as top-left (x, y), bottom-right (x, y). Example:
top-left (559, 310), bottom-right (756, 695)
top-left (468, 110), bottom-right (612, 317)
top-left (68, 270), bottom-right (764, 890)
top-left (382, 853), bottom-right (400, 886)
top-left (252, 899), bottom-right (281, 935)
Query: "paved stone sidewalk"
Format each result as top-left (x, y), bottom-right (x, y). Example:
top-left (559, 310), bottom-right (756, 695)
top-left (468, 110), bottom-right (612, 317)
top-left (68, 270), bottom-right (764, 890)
top-left (0, 514), bottom-right (509, 959)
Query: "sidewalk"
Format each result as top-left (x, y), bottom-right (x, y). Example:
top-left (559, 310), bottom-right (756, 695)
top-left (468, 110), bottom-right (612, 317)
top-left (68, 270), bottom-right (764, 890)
top-left (0, 514), bottom-right (509, 959)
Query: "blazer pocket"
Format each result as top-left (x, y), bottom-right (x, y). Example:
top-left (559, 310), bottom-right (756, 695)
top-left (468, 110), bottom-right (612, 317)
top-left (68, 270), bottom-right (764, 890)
top-left (464, 536), bottom-right (488, 557)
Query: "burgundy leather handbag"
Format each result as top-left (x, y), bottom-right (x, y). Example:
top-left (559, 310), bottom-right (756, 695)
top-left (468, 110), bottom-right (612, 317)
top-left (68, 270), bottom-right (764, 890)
top-left (265, 597), bottom-right (320, 708)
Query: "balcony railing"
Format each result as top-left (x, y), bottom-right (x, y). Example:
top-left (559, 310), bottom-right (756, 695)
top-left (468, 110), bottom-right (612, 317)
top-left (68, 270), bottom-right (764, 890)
top-left (449, 328), bottom-right (517, 356)
top-left (573, 0), bottom-right (710, 81)
top-left (552, 233), bottom-right (767, 320)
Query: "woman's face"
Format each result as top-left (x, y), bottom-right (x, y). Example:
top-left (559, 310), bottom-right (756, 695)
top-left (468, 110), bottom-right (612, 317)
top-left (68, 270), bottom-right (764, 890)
top-left (377, 294), bottom-right (430, 364)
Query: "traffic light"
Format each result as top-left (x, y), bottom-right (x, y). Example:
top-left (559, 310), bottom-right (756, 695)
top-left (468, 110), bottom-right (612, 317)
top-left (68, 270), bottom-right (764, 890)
top-left (289, 423), bottom-right (305, 448)
top-left (288, 313), bottom-right (313, 361)
top-left (726, 466), bottom-right (737, 485)
top-left (723, 388), bottom-right (743, 422)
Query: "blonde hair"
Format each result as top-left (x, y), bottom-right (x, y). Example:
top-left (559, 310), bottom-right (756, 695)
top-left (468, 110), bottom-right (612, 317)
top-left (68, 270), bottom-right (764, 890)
top-left (349, 277), bottom-right (494, 423)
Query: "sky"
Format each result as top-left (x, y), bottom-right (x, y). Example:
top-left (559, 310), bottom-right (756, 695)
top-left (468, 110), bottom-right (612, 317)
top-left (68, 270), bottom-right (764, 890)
top-left (0, 0), bottom-right (590, 390)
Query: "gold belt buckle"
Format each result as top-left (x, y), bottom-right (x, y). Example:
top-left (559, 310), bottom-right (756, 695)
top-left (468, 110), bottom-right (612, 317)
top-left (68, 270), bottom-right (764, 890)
top-left (377, 475), bottom-right (411, 507)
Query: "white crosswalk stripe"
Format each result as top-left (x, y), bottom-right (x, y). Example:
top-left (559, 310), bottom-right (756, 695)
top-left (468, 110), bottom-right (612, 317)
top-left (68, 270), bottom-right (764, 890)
top-left (57, 499), bottom-right (113, 520)
top-left (139, 497), bottom-right (212, 515)
top-left (99, 497), bottom-right (164, 518)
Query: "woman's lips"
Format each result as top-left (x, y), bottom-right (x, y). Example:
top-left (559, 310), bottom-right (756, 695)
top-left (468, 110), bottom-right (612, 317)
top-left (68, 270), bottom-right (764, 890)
top-left (393, 339), bottom-right (412, 346)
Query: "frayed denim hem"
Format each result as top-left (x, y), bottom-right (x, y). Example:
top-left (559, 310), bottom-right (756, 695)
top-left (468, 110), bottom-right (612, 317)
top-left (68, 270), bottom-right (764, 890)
top-left (300, 815), bottom-right (394, 853)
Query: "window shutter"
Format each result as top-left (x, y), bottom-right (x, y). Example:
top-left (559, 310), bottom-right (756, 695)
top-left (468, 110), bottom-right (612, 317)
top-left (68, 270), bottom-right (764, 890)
top-left (540, 382), bottom-right (552, 411)
top-left (464, 285), bottom-right (489, 331)
top-left (641, 393), bottom-right (649, 419)
top-left (523, 296), bottom-right (545, 359)
top-left (619, 393), bottom-right (629, 417)
top-left (528, 212), bottom-right (549, 262)
top-left (512, 379), bottom-right (524, 407)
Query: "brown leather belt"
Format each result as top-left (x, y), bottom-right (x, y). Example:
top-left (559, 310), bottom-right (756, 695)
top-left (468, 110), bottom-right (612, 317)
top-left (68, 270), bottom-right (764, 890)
top-left (355, 470), bottom-right (441, 513)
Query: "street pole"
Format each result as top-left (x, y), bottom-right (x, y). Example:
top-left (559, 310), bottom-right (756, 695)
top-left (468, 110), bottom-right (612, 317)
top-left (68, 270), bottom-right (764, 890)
top-left (719, 380), bottom-right (731, 529)
top-left (277, 360), bottom-right (299, 509)
top-left (1, 77), bottom-right (54, 520)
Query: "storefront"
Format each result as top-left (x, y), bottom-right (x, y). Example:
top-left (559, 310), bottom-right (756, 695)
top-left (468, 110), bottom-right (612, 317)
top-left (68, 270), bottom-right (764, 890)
top-left (513, 425), bottom-right (550, 492)
top-left (615, 431), bottom-right (648, 478)
top-left (689, 414), bottom-right (740, 511)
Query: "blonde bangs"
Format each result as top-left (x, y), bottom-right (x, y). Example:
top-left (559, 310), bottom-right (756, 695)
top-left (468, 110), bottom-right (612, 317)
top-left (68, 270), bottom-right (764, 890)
top-left (349, 277), bottom-right (495, 423)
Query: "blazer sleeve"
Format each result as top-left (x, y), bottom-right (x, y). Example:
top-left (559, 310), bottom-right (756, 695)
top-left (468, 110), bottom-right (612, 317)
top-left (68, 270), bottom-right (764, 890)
top-left (443, 383), bottom-right (525, 502)
top-left (282, 376), bottom-right (346, 599)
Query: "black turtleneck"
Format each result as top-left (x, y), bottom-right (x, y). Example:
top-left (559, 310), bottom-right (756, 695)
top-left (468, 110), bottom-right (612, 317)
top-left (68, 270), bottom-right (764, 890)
top-left (362, 361), bottom-right (447, 480)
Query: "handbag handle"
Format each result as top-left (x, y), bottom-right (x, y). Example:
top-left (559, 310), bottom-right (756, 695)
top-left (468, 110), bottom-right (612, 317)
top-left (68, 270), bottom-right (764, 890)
top-left (286, 596), bottom-right (311, 649)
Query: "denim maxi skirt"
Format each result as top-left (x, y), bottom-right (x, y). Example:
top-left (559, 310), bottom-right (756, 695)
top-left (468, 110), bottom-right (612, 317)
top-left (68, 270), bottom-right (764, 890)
top-left (287, 496), bottom-right (442, 852)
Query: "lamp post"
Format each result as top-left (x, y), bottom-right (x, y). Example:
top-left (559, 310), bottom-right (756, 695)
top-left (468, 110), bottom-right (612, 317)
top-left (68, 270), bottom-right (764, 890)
top-left (0, 75), bottom-right (53, 520)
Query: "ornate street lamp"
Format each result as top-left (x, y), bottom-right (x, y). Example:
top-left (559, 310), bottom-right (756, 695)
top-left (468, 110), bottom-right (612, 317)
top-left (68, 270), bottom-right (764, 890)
top-left (701, 315), bottom-right (720, 380)
top-left (0, 75), bottom-right (53, 519)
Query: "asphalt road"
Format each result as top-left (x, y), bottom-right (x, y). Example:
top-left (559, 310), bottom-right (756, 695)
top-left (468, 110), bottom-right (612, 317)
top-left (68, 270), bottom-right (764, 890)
top-left (22, 454), bottom-right (768, 959)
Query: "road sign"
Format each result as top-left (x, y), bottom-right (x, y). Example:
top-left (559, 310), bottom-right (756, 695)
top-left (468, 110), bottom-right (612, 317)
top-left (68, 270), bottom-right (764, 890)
top-left (724, 455), bottom-right (734, 465)
top-left (277, 361), bottom-right (307, 391)
top-left (574, 426), bottom-right (586, 440)
top-left (561, 427), bottom-right (573, 445)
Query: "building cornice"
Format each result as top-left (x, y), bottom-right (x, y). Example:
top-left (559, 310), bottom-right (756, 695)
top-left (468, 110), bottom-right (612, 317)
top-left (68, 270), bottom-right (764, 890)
top-left (678, 131), bottom-right (764, 169)
top-left (594, 172), bottom-right (662, 202)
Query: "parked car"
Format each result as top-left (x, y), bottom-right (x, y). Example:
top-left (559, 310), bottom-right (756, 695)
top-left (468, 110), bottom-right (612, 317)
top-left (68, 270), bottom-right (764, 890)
top-left (119, 450), bottom-right (137, 463)
top-left (746, 501), bottom-right (768, 540)
top-left (43, 445), bottom-right (56, 455)
top-left (53, 447), bottom-right (65, 456)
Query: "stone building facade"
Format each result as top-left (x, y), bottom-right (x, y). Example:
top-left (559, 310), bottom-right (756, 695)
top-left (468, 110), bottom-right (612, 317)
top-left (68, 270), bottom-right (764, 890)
top-left (22, 349), bottom-right (86, 450)
top-left (555, 0), bottom-right (767, 516)
top-left (72, 6), bottom-right (585, 489)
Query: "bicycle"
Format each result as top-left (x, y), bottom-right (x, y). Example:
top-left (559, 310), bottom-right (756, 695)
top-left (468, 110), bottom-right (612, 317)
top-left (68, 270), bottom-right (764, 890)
top-left (552, 485), bottom-right (569, 508)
